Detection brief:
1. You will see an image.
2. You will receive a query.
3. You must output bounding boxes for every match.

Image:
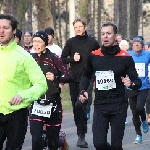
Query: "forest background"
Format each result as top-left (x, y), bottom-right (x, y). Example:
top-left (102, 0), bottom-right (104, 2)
top-left (1, 0), bottom-right (150, 108)
top-left (1, 0), bottom-right (150, 47)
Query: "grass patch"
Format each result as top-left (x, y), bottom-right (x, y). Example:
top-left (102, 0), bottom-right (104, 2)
top-left (60, 83), bottom-right (72, 110)
top-left (60, 83), bottom-right (95, 110)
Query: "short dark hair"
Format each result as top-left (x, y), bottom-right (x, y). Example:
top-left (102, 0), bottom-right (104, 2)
top-left (0, 14), bottom-right (18, 31)
top-left (15, 29), bottom-right (22, 41)
top-left (73, 17), bottom-right (87, 27)
top-left (101, 22), bottom-right (118, 34)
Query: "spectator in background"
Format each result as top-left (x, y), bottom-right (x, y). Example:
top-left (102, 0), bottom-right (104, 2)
top-left (116, 33), bottom-right (122, 44)
top-left (14, 29), bottom-right (22, 45)
top-left (119, 40), bottom-right (129, 51)
top-left (144, 42), bottom-right (150, 51)
top-left (23, 31), bottom-right (33, 52)
top-left (45, 27), bottom-right (62, 58)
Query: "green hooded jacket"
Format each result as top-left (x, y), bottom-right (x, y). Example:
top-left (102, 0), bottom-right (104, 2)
top-left (0, 41), bottom-right (48, 115)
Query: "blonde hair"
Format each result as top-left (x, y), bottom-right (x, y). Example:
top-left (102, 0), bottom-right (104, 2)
top-left (119, 40), bottom-right (129, 50)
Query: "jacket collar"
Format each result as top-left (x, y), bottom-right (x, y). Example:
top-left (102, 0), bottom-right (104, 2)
top-left (75, 31), bottom-right (88, 39)
top-left (0, 40), bottom-right (17, 51)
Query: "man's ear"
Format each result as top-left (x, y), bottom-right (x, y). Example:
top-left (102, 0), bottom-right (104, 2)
top-left (13, 29), bottom-right (16, 35)
top-left (115, 34), bottom-right (118, 41)
top-left (85, 25), bottom-right (87, 30)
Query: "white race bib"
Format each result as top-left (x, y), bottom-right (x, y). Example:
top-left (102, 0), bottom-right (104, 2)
top-left (135, 63), bottom-right (145, 77)
top-left (95, 70), bottom-right (116, 90)
top-left (31, 101), bottom-right (53, 118)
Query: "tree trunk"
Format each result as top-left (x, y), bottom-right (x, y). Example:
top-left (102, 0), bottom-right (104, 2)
top-left (56, 0), bottom-right (62, 47)
top-left (92, 0), bottom-right (96, 35)
top-left (129, 0), bottom-right (142, 39)
top-left (16, 0), bottom-right (26, 30)
top-left (26, 0), bottom-right (32, 32)
top-left (118, 0), bottom-right (128, 39)
top-left (51, 0), bottom-right (56, 29)
top-left (113, 0), bottom-right (119, 26)
top-left (79, 0), bottom-right (95, 37)
top-left (97, 0), bottom-right (102, 43)
top-left (87, 0), bottom-right (94, 36)
top-left (127, 0), bottom-right (130, 39)
top-left (65, 0), bottom-right (68, 41)
top-left (79, 0), bottom-right (88, 19)
top-left (34, 0), bottom-right (54, 30)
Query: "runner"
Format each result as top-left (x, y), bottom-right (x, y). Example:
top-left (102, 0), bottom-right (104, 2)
top-left (79, 22), bottom-right (142, 150)
top-left (127, 36), bottom-right (150, 144)
top-left (30, 30), bottom-right (72, 150)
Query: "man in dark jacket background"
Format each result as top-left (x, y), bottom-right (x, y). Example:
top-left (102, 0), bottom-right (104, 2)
top-left (61, 17), bottom-right (100, 148)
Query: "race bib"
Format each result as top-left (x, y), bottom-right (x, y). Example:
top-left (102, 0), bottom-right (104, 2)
top-left (135, 63), bottom-right (145, 77)
top-left (95, 70), bottom-right (116, 90)
top-left (31, 101), bottom-right (53, 118)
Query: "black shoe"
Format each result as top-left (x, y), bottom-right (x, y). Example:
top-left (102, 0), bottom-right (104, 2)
top-left (77, 134), bottom-right (88, 148)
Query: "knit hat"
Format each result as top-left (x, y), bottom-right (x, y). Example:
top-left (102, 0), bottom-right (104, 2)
top-left (24, 31), bottom-right (32, 37)
top-left (33, 30), bottom-right (48, 46)
top-left (132, 36), bottom-right (144, 46)
top-left (45, 27), bottom-right (54, 38)
top-left (15, 29), bottom-right (22, 41)
top-left (145, 42), bottom-right (150, 47)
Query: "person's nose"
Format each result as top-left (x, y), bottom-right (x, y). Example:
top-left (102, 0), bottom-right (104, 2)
top-left (0, 28), bottom-right (4, 34)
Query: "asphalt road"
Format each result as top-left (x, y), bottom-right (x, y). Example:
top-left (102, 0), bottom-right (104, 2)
top-left (4, 106), bottom-right (150, 150)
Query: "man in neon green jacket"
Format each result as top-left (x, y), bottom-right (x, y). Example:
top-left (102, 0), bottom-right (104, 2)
top-left (0, 14), bottom-right (47, 150)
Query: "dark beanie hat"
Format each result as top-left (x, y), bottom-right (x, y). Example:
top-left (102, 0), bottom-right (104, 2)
top-left (33, 30), bottom-right (48, 46)
top-left (45, 27), bottom-right (54, 37)
top-left (24, 31), bottom-right (32, 37)
top-left (132, 36), bottom-right (144, 46)
top-left (145, 42), bottom-right (150, 47)
top-left (15, 29), bottom-right (22, 41)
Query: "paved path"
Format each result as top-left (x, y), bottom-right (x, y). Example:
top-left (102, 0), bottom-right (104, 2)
top-left (5, 106), bottom-right (150, 150)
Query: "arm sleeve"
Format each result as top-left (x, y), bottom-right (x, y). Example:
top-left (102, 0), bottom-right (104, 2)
top-left (17, 54), bottom-right (48, 102)
top-left (126, 57), bottom-right (142, 90)
top-left (61, 39), bottom-right (75, 64)
top-left (54, 55), bottom-right (73, 83)
top-left (80, 54), bottom-right (94, 91)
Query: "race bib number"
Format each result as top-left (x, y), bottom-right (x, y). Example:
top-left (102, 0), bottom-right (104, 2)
top-left (95, 70), bottom-right (116, 90)
top-left (31, 101), bottom-right (53, 118)
top-left (135, 63), bottom-right (145, 77)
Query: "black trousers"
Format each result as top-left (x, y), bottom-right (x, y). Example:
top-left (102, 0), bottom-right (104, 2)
top-left (30, 121), bottom-right (61, 150)
top-left (127, 89), bottom-right (148, 135)
top-left (30, 99), bottom-right (62, 150)
top-left (93, 102), bottom-right (127, 150)
top-left (69, 82), bottom-right (87, 135)
top-left (0, 108), bottom-right (28, 150)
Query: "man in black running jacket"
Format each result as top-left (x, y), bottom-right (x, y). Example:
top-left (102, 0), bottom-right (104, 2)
top-left (61, 17), bottom-right (100, 148)
top-left (79, 22), bottom-right (142, 150)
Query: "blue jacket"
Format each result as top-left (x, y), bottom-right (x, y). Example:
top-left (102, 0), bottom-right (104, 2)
top-left (127, 50), bottom-right (150, 90)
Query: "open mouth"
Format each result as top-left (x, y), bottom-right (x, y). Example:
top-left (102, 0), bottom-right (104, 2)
top-left (104, 40), bottom-right (109, 44)
top-left (0, 35), bottom-right (4, 39)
